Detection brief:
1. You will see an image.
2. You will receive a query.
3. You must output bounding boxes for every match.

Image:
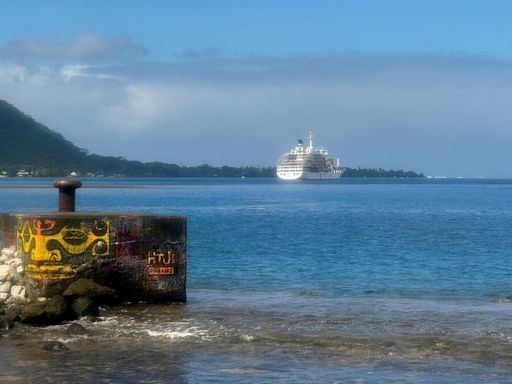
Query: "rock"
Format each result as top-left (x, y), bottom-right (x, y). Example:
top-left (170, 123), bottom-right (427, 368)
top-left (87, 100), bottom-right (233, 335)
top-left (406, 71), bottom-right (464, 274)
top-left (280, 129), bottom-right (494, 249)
top-left (16, 265), bottom-right (24, 275)
top-left (67, 322), bottom-right (92, 336)
top-left (0, 315), bottom-right (14, 331)
top-left (0, 254), bottom-right (8, 263)
top-left (1, 247), bottom-right (15, 258)
top-left (7, 258), bottom-right (21, 266)
top-left (6, 295), bottom-right (27, 306)
top-left (20, 295), bottom-right (69, 325)
top-left (0, 307), bottom-right (21, 330)
top-left (0, 265), bottom-right (9, 280)
top-left (0, 281), bottom-right (11, 293)
top-left (63, 278), bottom-right (116, 303)
top-left (71, 297), bottom-right (99, 318)
top-left (8, 264), bottom-right (17, 275)
top-left (10, 285), bottom-right (25, 297)
top-left (0, 293), bottom-right (8, 303)
top-left (42, 341), bottom-right (69, 351)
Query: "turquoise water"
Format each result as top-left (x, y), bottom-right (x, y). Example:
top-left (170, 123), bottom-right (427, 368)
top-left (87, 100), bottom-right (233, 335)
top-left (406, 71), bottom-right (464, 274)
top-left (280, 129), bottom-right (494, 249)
top-left (1, 177), bottom-right (512, 383)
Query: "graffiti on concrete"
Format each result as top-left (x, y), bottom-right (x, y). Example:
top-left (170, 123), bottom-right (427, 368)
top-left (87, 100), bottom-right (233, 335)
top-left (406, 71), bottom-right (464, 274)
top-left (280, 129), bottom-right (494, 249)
top-left (114, 221), bottom-right (139, 257)
top-left (146, 249), bottom-right (176, 276)
top-left (17, 218), bottom-right (110, 280)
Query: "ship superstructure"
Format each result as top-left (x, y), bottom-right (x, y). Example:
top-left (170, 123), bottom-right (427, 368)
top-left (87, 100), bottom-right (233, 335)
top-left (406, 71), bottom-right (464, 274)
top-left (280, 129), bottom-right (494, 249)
top-left (276, 132), bottom-right (342, 180)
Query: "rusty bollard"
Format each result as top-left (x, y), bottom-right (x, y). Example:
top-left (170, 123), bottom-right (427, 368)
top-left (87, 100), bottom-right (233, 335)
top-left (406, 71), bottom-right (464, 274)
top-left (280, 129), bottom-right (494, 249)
top-left (53, 178), bottom-right (81, 212)
top-left (1, 179), bottom-right (187, 302)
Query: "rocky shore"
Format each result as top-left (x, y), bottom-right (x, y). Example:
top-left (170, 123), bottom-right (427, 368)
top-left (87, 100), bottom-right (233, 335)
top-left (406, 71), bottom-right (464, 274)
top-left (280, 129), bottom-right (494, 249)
top-left (0, 245), bottom-right (27, 329)
top-left (0, 246), bottom-right (26, 305)
top-left (0, 243), bottom-right (117, 330)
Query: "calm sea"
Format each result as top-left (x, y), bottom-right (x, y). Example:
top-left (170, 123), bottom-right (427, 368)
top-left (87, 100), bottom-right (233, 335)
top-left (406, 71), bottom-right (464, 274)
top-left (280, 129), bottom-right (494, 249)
top-left (1, 177), bottom-right (512, 383)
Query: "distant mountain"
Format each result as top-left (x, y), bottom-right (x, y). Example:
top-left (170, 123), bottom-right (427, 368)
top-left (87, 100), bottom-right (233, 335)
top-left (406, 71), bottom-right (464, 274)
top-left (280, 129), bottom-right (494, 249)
top-left (0, 99), bottom-right (274, 177)
top-left (0, 99), bottom-right (87, 168)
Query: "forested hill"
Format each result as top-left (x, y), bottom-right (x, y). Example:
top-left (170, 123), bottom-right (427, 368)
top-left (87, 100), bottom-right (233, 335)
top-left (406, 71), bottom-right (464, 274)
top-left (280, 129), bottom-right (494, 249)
top-left (0, 99), bottom-right (273, 177)
top-left (0, 99), bottom-right (87, 168)
top-left (0, 99), bottom-right (423, 178)
top-left (342, 167), bottom-right (424, 178)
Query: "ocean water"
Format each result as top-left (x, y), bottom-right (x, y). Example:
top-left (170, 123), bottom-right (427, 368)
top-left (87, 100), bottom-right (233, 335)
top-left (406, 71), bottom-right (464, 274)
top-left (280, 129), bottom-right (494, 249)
top-left (1, 177), bottom-right (512, 383)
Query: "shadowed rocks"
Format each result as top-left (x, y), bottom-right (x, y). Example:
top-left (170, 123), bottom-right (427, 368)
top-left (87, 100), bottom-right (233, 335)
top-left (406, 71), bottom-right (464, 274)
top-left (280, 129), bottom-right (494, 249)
top-left (20, 295), bottom-right (67, 325)
top-left (63, 278), bottom-right (117, 303)
top-left (17, 279), bottom-right (117, 326)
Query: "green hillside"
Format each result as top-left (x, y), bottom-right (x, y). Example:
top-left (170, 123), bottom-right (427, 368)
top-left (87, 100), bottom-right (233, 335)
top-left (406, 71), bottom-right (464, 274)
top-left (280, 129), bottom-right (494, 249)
top-left (0, 99), bottom-right (88, 169)
top-left (0, 99), bottom-right (274, 177)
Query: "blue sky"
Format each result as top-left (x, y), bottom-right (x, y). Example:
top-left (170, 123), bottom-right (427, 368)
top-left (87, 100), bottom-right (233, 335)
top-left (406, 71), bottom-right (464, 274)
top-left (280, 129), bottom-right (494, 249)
top-left (3, 0), bottom-right (512, 58)
top-left (1, 1), bottom-right (512, 176)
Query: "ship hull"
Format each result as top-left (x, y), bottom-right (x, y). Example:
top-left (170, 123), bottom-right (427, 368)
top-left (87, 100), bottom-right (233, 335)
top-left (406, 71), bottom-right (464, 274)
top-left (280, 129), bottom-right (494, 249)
top-left (301, 171), bottom-right (341, 180)
top-left (276, 170), bottom-right (342, 180)
top-left (276, 170), bottom-right (303, 180)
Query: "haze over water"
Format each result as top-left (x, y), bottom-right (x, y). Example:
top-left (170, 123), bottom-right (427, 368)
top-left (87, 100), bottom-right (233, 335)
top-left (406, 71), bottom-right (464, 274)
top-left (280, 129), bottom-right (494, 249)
top-left (1, 177), bottom-right (512, 383)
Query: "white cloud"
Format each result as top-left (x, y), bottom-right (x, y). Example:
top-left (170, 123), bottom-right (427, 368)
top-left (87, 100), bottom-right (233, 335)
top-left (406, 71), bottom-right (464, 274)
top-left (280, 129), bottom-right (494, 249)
top-left (60, 64), bottom-right (123, 82)
top-left (101, 85), bottom-right (167, 131)
top-left (60, 64), bottom-right (90, 81)
top-left (0, 63), bottom-right (52, 86)
top-left (0, 33), bottom-right (145, 62)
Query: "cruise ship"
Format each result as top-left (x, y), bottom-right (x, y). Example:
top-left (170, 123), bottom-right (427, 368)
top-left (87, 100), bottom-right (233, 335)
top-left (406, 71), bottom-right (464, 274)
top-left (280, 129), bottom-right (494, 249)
top-left (276, 132), bottom-right (342, 180)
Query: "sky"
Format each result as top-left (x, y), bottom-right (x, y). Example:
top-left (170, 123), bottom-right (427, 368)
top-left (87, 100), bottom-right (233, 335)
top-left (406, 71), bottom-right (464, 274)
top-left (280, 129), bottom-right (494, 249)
top-left (1, 1), bottom-right (512, 177)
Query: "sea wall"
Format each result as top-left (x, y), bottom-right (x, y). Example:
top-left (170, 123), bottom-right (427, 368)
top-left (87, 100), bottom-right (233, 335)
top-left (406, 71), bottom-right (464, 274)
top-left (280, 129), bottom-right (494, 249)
top-left (0, 212), bottom-right (186, 303)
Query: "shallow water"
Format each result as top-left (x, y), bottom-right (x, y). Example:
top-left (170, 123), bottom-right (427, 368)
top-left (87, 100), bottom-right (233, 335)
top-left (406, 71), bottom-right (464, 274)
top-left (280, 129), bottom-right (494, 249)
top-left (1, 177), bottom-right (512, 383)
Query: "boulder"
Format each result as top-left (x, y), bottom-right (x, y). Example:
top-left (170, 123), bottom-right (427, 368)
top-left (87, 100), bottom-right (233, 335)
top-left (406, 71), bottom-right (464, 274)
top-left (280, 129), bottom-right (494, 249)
top-left (6, 295), bottom-right (27, 306)
top-left (42, 341), bottom-right (69, 351)
top-left (0, 306), bottom-right (21, 330)
top-left (20, 295), bottom-right (68, 325)
top-left (66, 322), bottom-right (92, 336)
top-left (71, 297), bottom-right (99, 318)
top-left (62, 278), bottom-right (116, 303)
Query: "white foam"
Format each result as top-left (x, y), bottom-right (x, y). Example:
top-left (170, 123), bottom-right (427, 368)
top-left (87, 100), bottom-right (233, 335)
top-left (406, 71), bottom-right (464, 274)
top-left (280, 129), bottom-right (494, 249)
top-left (146, 326), bottom-right (212, 341)
top-left (240, 334), bottom-right (255, 342)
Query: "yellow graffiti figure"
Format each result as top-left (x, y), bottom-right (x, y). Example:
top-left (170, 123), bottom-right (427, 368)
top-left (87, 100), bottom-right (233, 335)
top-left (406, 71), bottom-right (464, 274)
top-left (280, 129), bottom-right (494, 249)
top-left (18, 219), bottom-right (110, 280)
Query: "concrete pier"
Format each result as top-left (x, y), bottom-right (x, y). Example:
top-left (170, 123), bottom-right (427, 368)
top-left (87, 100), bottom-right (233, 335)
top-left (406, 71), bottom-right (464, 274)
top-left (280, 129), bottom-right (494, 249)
top-left (0, 179), bottom-right (186, 304)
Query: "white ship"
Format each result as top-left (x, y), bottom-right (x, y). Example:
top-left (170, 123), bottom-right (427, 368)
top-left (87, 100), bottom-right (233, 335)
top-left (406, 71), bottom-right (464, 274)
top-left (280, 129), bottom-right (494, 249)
top-left (276, 132), bottom-right (342, 180)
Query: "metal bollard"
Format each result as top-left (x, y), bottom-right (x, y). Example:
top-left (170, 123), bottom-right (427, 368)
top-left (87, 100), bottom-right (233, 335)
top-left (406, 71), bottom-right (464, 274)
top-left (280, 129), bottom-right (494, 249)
top-left (53, 178), bottom-right (82, 212)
